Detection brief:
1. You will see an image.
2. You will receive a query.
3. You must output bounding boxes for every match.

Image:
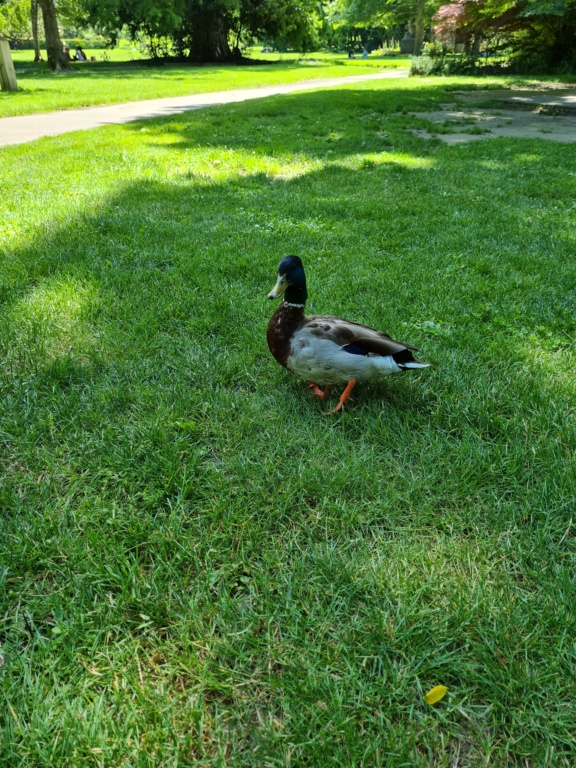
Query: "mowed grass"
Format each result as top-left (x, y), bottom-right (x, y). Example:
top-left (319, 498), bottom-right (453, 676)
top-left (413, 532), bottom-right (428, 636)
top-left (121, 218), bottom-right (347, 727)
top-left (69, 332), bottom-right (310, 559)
top-left (10, 45), bottom-right (409, 67)
top-left (1, 77), bottom-right (576, 766)
top-left (1, 53), bottom-right (407, 118)
top-left (10, 40), bottom-right (148, 65)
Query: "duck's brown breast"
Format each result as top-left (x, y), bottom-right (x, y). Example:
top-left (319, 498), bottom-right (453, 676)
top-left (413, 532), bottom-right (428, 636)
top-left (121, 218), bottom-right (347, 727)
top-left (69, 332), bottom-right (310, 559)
top-left (267, 303), bottom-right (305, 368)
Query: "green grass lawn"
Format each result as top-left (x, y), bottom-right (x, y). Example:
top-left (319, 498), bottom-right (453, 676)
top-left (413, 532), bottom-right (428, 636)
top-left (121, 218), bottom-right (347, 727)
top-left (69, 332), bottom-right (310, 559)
top-left (10, 45), bottom-right (409, 67)
top-left (2, 50), bottom-right (409, 119)
top-left (10, 38), bottom-right (148, 65)
top-left (1, 76), bottom-right (576, 766)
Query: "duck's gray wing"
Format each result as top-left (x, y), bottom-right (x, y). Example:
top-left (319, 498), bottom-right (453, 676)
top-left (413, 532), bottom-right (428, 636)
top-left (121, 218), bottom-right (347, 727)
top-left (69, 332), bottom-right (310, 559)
top-left (303, 315), bottom-right (419, 356)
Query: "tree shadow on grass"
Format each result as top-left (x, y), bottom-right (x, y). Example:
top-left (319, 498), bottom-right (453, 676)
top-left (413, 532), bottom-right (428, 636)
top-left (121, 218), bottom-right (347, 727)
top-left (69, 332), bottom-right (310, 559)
top-left (123, 83), bottom-right (463, 161)
top-left (1, 136), bottom-right (575, 538)
top-left (1, 84), bottom-right (575, 543)
top-left (116, 85), bottom-right (576, 339)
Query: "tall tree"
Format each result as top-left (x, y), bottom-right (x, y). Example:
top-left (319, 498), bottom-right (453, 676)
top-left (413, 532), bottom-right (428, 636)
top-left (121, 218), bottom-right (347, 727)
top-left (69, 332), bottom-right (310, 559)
top-left (31, 0), bottom-right (42, 62)
top-left (412, 0), bottom-right (425, 55)
top-left (328, 0), bottom-right (442, 53)
top-left (38, 0), bottom-right (71, 71)
top-left (433, 0), bottom-right (576, 67)
top-left (85, 0), bottom-right (322, 62)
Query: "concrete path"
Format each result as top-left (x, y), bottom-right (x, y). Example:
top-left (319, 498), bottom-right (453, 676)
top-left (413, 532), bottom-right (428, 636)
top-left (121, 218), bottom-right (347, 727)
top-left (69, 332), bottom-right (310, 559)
top-left (0, 70), bottom-right (408, 148)
top-left (454, 86), bottom-right (576, 110)
top-left (411, 108), bottom-right (576, 144)
top-left (409, 86), bottom-right (576, 145)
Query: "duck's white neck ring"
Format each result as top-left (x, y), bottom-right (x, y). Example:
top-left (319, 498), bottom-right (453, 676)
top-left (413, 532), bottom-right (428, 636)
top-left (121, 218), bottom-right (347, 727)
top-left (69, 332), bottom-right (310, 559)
top-left (282, 301), bottom-right (305, 308)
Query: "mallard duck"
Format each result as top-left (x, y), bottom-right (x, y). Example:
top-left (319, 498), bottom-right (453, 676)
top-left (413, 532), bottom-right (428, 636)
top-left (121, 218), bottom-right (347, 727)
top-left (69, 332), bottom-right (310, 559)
top-left (266, 256), bottom-right (429, 413)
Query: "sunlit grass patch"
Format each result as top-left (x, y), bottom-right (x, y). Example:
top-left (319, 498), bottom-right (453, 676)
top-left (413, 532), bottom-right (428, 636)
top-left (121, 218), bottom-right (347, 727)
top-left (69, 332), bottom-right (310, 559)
top-left (1, 277), bottom-right (101, 382)
top-left (0, 58), bottom-right (404, 119)
top-left (344, 152), bottom-right (438, 170)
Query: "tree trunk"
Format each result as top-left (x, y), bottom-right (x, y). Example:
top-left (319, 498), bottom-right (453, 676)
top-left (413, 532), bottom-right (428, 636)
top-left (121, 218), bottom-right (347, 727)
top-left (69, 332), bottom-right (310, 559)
top-left (549, 17), bottom-right (576, 67)
top-left (183, 9), bottom-right (234, 62)
top-left (413, 0), bottom-right (426, 55)
top-left (31, 0), bottom-right (42, 63)
top-left (38, 0), bottom-right (70, 72)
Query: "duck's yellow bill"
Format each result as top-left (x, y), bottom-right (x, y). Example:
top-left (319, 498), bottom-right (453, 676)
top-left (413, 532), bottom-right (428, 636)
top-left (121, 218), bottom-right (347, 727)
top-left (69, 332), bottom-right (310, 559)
top-left (268, 274), bottom-right (287, 300)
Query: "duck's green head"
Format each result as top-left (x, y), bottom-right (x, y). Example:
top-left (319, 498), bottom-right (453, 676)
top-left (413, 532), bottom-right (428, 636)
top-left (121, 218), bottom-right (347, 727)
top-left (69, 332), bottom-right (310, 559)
top-left (268, 255), bottom-right (307, 306)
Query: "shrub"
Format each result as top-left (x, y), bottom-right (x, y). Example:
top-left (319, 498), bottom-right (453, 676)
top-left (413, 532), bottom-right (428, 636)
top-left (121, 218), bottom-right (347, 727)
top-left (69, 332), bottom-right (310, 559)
top-left (410, 51), bottom-right (510, 77)
top-left (409, 54), bottom-right (445, 75)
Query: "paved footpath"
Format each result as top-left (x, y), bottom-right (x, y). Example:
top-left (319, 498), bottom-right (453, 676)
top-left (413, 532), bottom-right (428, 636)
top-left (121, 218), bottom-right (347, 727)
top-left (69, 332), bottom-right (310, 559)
top-left (0, 70), bottom-right (407, 148)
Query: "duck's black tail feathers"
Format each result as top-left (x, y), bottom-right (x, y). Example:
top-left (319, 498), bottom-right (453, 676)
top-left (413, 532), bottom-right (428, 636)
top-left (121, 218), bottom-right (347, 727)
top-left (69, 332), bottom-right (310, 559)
top-left (392, 348), bottom-right (430, 370)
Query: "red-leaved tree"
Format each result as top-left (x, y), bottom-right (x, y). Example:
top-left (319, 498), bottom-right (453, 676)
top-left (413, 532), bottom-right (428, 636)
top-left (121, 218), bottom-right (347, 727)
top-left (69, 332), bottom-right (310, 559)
top-left (433, 0), bottom-right (576, 67)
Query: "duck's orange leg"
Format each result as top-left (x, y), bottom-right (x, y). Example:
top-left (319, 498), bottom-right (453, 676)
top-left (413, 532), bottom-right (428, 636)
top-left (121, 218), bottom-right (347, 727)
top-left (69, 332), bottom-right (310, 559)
top-left (326, 379), bottom-right (356, 414)
top-left (308, 382), bottom-right (331, 400)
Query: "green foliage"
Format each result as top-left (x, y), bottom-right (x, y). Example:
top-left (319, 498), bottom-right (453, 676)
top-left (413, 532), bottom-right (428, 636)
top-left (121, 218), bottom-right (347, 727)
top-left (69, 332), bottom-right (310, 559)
top-left (329, 0), bottom-right (442, 31)
top-left (410, 45), bottom-right (491, 75)
top-left (410, 52), bottom-right (444, 74)
top-left (57, 0), bottom-right (90, 27)
top-left (83, 0), bottom-right (323, 60)
top-left (432, 0), bottom-right (576, 71)
top-left (0, 0), bottom-right (30, 39)
top-left (319, 20), bottom-right (399, 52)
top-left (521, 0), bottom-right (576, 17)
top-left (258, 1), bottom-right (324, 54)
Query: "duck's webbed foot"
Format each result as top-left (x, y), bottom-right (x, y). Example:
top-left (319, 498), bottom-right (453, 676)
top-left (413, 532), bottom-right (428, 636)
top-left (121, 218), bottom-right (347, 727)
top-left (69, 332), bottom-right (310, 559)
top-left (308, 382), bottom-right (331, 400)
top-left (326, 379), bottom-right (356, 414)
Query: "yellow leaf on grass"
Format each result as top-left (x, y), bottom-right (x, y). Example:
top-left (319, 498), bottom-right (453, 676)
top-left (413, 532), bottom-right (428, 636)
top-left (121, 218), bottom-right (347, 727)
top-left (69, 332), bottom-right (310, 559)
top-left (424, 685), bottom-right (448, 706)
